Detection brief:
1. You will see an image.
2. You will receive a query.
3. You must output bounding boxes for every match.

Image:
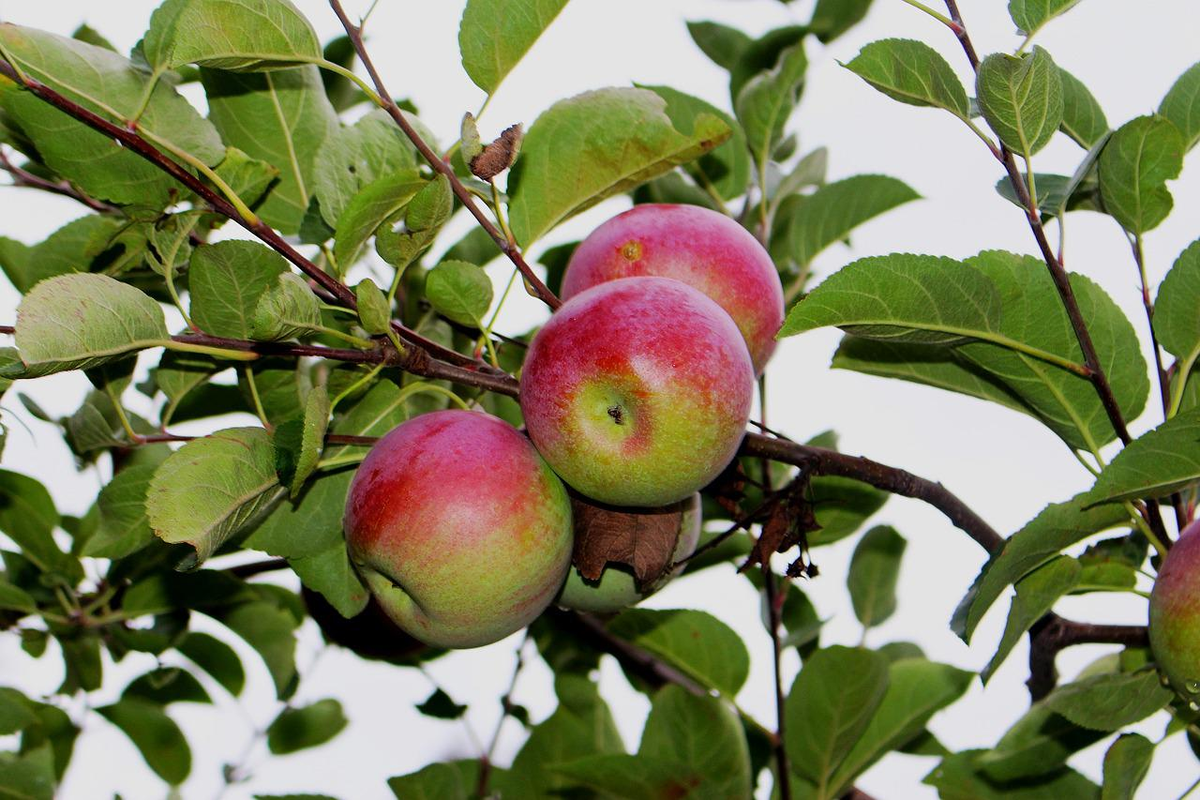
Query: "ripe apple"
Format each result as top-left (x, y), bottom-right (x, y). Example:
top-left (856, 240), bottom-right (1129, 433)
top-left (520, 276), bottom-right (755, 507)
top-left (561, 203), bottom-right (784, 374)
top-left (1150, 518), bottom-right (1200, 697)
top-left (343, 410), bottom-right (573, 649)
top-left (557, 493), bottom-right (702, 614)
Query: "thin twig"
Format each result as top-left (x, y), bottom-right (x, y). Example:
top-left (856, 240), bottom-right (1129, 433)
top-left (0, 146), bottom-right (116, 213)
top-left (763, 567), bottom-right (792, 800)
top-left (1026, 614), bottom-right (1150, 700)
top-left (478, 633), bottom-right (529, 797)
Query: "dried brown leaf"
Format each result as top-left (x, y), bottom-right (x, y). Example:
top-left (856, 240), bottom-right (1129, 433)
top-left (470, 123), bottom-right (523, 181)
top-left (571, 495), bottom-right (684, 588)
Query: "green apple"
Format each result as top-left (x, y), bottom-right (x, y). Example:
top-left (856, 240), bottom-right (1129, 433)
top-left (1150, 518), bottom-right (1200, 697)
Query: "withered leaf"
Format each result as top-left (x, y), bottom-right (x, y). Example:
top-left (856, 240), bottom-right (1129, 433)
top-left (470, 123), bottom-right (523, 181)
top-left (571, 495), bottom-right (684, 589)
top-left (743, 481), bottom-right (818, 571)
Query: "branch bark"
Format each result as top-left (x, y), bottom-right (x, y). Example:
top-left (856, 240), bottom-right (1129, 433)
top-left (1026, 614), bottom-right (1150, 700)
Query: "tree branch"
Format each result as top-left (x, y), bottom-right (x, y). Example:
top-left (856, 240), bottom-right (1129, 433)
top-left (0, 146), bottom-right (117, 214)
top-left (763, 567), bottom-right (793, 800)
top-left (1026, 614), bottom-right (1150, 700)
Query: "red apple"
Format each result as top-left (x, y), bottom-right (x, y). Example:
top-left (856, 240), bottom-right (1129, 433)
top-left (343, 410), bottom-right (573, 649)
top-left (1150, 517), bottom-right (1200, 697)
top-left (520, 276), bottom-right (755, 507)
top-left (561, 203), bottom-right (784, 374)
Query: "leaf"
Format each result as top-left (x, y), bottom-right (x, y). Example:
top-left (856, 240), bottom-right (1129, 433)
top-left (375, 175), bottom-right (453, 271)
top-left (274, 385), bottom-right (329, 497)
top-left (6, 215), bottom-right (125, 294)
top-left (735, 40), bottom-right (807, 169)
top-left (642, 85), bottom-right (749, 202)
top-left (981, 556), bottom-right (1081, 683)
top-left (333, 171), bottom-right (423, 268)
top-left (0, 25), bottom-right (224, 205)
top-left (808, 473), bottom-right (889, 547)
top-left (458, 0), bottom-right (570, 94)
top-left (847, 526), bottom-right (907, 628)
top-left (978, 703), bottom-right (1104, 782)
top-left (146, 427), bottom-right (283, 564)
top-left (785, 645), bottom-right (889, 792)
top-left (266, 699), bottom-right (347, 754)
top-left (0, 470), bottom-right (74, 579)
top-left (83, 463), bottom-right (157, 559)
top-left (177, 632), bottom-right (245, 697)
top-left (286, 540), bottom-right (369, 618)
top-left (215, 598), bottom-right (298, 699)
top-left (0, 578), bottom-right (37, 614)
top-left (416, 688), bottom-right (467, 720)
top-left (686, 21), bottom-right (750, 71)
top-left (777, 175), bottom-right (919, 270)
top-left (608, 609), bottom-right (750, 696)
top-left (251, 272), bottom-right (322, 342)
top-left (313, 110), bottom-right (418, 229)
top-left (1009, 0), bottom-right (1082, 37)
top-left (828, 658), bottom-right (974, 795)
top-left (354, 278), bottom-right (391, 336)
top-left (1101, 734), bottom-right (1153, 800)
top-left (0, 746), bottom-right (56, 800)
top-left (1044, 670), bottom-right (1172, 731)
top-left (507, 87), bottom-right (730, 245)
top-left (387, 762), bottom-right (470, 800)
top-left (425, 260), bottom-right (493, 326)
top-left (1098, 115), bottom-right (1184, 235)
top-left (11, 274), bottom-right (167, 378)
top-left (843, 39), bottom-right (970, 119)
top-left (810, 0), bottom-right (874, 43)
top-left (1058, 67), bottom-right (1107, 148)
top-left (1160, 61), bottom-right (1200, 150)
top-left (201, 65), bottom-right (339, 233)
top-left (246, 469), bottom-right (351, 559)
top-left (96, 699), bottom-right (190, 785)
top-left (190, 240), bottom-right (288, 339)
top-left (952, 491), bottom-right (1131, 642)
top-left (1087, 408), bottom-right (1200, 504)
top-left (1155, 239), bottom-right (1200, 369)
top-left (123, 667), bottom-right (212, 706)
top-left (213, 147), bottom-right (279, 210)
top-left (154, 350), bottom-right (225, 413)
top-left (976, 47), bottom-right (1063, 156)
top-left (926, 750), bottom-right (1099, 799)
top-left (144, 0), bottom-right (322, 72)
top-left (570, 495), bottom-right (682, 586)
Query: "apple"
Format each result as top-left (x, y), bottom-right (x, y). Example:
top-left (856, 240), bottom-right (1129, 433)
top-left (557, 493), bottom-right (702, 614)
top-left (520, 276), bottom-right (755, 507)
top-left (560, 203), bottom-right (784, 374)
top-left (343, 409), bottom-right (573, 649)
top-left (1150, 518), bottom-right (1200, 697)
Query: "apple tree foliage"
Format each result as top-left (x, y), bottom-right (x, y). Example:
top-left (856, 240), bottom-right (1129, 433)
top-left (0, 0), bottom-right (1194, 797)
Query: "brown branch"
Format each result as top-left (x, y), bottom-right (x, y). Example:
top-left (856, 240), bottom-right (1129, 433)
top-left (327, 0), bottom-right (562, 311)
top-left (1026, 613), bottom-right (1150, 700)
top-left (0, 146), bottom-right (116, 213)
top-left (226, 558), bottom-right (290, 579)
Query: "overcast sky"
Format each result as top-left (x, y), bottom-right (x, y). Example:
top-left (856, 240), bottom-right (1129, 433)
top-left (1, 1), bottom-right (1199, 797)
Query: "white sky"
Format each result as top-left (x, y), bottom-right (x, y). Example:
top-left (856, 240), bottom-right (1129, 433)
top-left (1, 0), bottom-right (1199, 798)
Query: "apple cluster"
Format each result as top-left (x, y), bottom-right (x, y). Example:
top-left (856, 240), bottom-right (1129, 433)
top-left (343, 204), bottom-right (784, 649)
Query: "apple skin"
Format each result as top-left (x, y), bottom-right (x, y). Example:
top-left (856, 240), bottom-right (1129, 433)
top-left (561, 203), bottom-right (784, 374)
top-left (343, 410), bottom-right (573, 649)
top-left (520, 276), bottom-right (755, 507)
top-left (557, 493), bottom-right (702, 614)
top-left (1150, 518), bottom-right (1200, 697)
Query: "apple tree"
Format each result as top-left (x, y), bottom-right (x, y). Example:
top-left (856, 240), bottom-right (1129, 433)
top-left (0, 0), bottom-right (1196, 797)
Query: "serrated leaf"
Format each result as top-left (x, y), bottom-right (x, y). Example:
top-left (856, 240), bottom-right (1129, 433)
top-left (952, 491), bottom-right (1130, 642)
top-left (146, 427), bottom-right (283, 564)
top-left (213, 147), bottom-right (280, 211)
top-left (123, 667), bottom-right (211, 706)
top-left (190, 240), bottom-right (288, 339)
top-left (843, 39), bottom-right (969, 119)
top-left (1086, 408), bottom-right (1200, 504)
top-left (1101, 734), bottom-right (1153, 800)
top-left (246, 467), bottom-right (351, 559)
top-left (458, 0), bottom-right (569, 94)
top-left (177, 632), bottom-right (245, 697)
top-left (1160, 61), bottom-right (1200, 151)
top-left (608, 608), bottom-right (750, 696)
top-left (1098, 115), bottom-right (1183, 235)
top-left (847, 526), bottom-right (906, 628)
top-left (202, 65), bottom-right (338, 233)
top-left (735, 39), bottom-right (807, 169)
top-left (96, 699), bottom-right (190, 785)
top-left (425, 260), bottom-right (492, 327)
top-left (1044, 670), bottom-right (1172, 731)
top-left (976, 47), bottom-right (1063, 156)
top-left (144, 0), bottom-right (322, 72)
top-left (376, 174), bottom-right (453, 271)
top-left (4, 215), bottom-right (125, 295)
top-left (83, 463), bottom-right (156, 559)
top-left (266, 698), bottom-right (347, 754)
top-left (642, 84), bottom-right (749, 202)
top-left (274, 385), bottom-right (329, 497)
top-left (239, 358), bottom-right (310, 425)
top-left (808, 473), bottom-right (889, 547)
top-left (11, 274), bottom-right (167, 377)
top-left (215, 598), bottom-right (298, 699)
top-left (1009, 0), bottom-right (1082, 37)
top-left (1155, 240), bottom-right (1200, 372)
top-left (981, 556), bottom-right (1081, 683)
top-left (313, 110), bottom-right (419, 229)
top-left (507, 87), bottom-right (730, 245)
top-left (1058, 67), bottom-right (1107, 148)
top-left (251, 272), bottom-right (321, 342)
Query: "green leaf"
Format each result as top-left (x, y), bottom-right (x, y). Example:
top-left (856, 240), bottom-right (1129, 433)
top-left (266, 698), bottom-right (347, 754)
top-left (355, 278), bottom-right (391, 336)
top-left (146, 427), bottom-right (283, 564)
top-left (507, 87), bottom-right (730, 245)
top-left (11, 274), bottom-right (167, 378)
top-left (808, 474), bottom-right (888, 547)
top-left (642, 85), bottom-right (749, 202)
top-left (388, 762), bottom-right (471, 800)
top-left (251, 272), bottom-right (322, 342)
top-left (1044, 670), bottom-right (1172, 731)
top-left (1155, 239), bottom-right (1200, 369)
top-left (978, 703), bottom-right (1104, 782)
top-left (1098, 115), bottom-right (1184, 235)
top-left (333, 171), bottom-right (423, 268)
top-left (829, 658), bottom-right (974, 795)
top-left (843, 39), bottom-right (970, 119)
top-left (952, 491), bottom-right (1130, 642)
top-left (201, 65), bottom-right (339, 233)
top-left (274, 385), bottom-right (329, 497)
top-left (240, 358), bottom-right (310, 425)
top-left (190, 240), bottom-right (288, 339)
top-left (0, 471), bottom-right (74, 579)
top-left (926, 750), bottom-right (1099, 799)
top-left (154, 350), bottom-right (225, 417)
top-left (313, 110), bottom-right (419, 229)
top-left (735, 40), bottom-right (807, 169)
top-left (0, 746), bottom-right (56, 800)
top-left (1160, 61), bottom-right (1200, 150)
top-left (458, 0), bottom-right (570, 94)
top-left (810, 0), bottom-right (874, 43)
top-left (144, 0), bottom-right (322, 71)
top-left (1009, 0), bottom-right (1082, 37)
top-left (1101, 734), bottom-right (1153, 800)
top-left (785, 645), bottom-right (889, 792)
top-left (981, 556), bottom-right (1081, 683)
top-left (976, 47), bottom-right (1063, 156)
top-left (215, 597), bottom-right (298, 699)
top-left (0, 25), bottom-right (224, 206)
top-left (177, 632), bottom-right (245, 697)
top-left (686, 21), bottom-right (751, 71)
top-left (19, 702), bottom-right (78, 783)
top-left (1058, 67), bottom-right (1107, 148)
top-left (96, 699), bottom-right (190, 785)
top-left (425, 261), bottom-right (492, 327)
top-left (246, 469), bottom-right (351, 559)
top-left (213, 147), bottom-right (280, 210)
top-left (375, 174), bottom-right (454, 271)
top-left (608, 609), bottom-right (750, 696)
top-left (83, 463), bottom-right (156, 559)
top-left (0, 689), bottom-right (38, 736)
top-left (847, 526), bottom-right (906, 628)
top-left (4, 215), bottom-right (125, 295)
top-left (123, 667), bottom-right (212, 706)
top-left (1087, 408), bottom-right (1200, 504)
top-left (0, 578), bottom-right (37, 614)
top-left (287, 538), bottom-right (369, 618)
top-left (416, 688), bottom-right (467, 720)
top-left (777, 175), bottom-right (919, 271)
